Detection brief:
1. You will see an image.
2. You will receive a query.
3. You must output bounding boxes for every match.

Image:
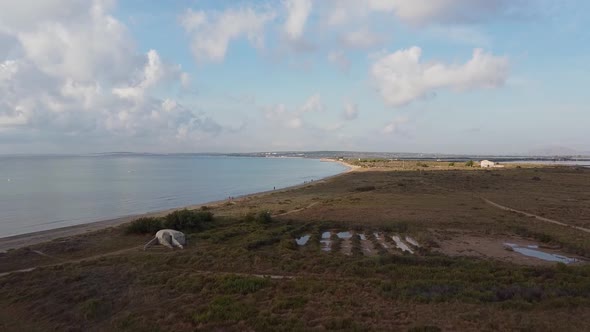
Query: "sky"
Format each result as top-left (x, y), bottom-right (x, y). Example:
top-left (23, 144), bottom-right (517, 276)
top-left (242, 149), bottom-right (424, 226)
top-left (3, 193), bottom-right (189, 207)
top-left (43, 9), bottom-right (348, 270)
top-left (0, 0), bottom-right (589, 155)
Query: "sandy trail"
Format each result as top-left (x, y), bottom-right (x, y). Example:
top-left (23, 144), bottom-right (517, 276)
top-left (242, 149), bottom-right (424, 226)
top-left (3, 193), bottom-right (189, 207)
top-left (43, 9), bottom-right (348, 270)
top-left (0, 245), bottom-right (143, 278)
top-left (420, 175), bottom-right (590, 234)
top-left (0, 244), bottom-right (298, 280)
top-left (274, 202), bottom-right (319, 217)
top-left (481, 197), bottom-right (590, 234)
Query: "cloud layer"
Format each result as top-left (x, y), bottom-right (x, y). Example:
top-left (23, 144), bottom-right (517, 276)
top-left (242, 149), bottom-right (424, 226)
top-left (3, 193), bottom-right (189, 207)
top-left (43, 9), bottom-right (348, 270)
top-left (181, 7), bottom-right (276, 62)
top-left (371, 47), bottom-right (509, 106)
top-left (0, 0), bottom-right (558, 154)
top-left (0, 0), bottom-right (221, 151)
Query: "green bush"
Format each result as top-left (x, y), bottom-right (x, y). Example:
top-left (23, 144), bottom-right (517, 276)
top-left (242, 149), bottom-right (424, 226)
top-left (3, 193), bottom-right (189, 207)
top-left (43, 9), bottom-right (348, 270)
top-left (243, 211), bottom-right (272, 224)
top-left (448, 162), bottom-right (455, 167)
top-left (256, 211), bottom-right (273, 224)
top-left (465, 160), bottom-right (474, 167)
top-left (125, 217), bottom-right (163, 234)
top-left (163, 209), bottom-right (213, 231)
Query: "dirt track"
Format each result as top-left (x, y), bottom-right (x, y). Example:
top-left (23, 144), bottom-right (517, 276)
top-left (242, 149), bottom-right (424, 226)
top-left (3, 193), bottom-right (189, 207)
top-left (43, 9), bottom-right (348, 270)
top-left (482, 197), bottom-right (590, 234)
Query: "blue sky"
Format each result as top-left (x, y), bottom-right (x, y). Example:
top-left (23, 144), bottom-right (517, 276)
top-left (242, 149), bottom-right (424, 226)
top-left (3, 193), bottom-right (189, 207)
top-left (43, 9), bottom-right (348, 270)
top-left (0, 0), bottom-right (588, 155)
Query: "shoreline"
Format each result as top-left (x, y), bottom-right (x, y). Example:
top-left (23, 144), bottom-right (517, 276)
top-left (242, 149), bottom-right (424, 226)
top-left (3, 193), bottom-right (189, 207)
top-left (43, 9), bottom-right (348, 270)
top-left (0, 159), bottom-right (354, 252)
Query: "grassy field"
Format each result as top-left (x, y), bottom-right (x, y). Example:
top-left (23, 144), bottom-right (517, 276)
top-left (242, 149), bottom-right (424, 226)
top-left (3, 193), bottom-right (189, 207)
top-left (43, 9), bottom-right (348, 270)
top-left (1, 160), bottom-right (589, 331)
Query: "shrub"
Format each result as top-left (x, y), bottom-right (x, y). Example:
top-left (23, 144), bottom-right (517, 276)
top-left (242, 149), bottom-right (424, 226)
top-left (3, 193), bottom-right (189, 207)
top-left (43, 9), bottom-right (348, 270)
top-left (163, 209), bottom-right (213, 231)
top-left (193, 296), bottom-right (257, 323)
top-left (448, 162), bottom-right (455, 166)
top-left (244, 211), bottom-right (273, 224)
top-left (125, 217), bottom-right (163, 234)
top-left (465, 160), bottom-right (474, 167)
top-left (218, 275), bottom-right (270, 294)
top-left (246, 236), bottom-right (281, 250)
top-left (354, 185), bottom-right (376, 192)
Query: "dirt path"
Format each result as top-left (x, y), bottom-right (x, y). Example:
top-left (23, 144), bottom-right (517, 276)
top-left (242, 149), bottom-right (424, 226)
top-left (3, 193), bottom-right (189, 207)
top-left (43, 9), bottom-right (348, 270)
top-left (481, 197), bottom-right (590, 234)
top-left (421, 175), bottom-right (590, 235)
top-left (0, 245), bottom-right (143, 278)
top-left (274, 202), bottom-right (320, 217)
top-left (0, 244), bottom-right (299, 280)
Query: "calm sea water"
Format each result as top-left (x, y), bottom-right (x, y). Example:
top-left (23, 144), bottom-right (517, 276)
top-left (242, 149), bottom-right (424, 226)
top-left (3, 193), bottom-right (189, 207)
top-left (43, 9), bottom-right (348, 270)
top-left (505, 160), bottom-right (590, 167)
top-left (0, 155), bottom-right (347, 237)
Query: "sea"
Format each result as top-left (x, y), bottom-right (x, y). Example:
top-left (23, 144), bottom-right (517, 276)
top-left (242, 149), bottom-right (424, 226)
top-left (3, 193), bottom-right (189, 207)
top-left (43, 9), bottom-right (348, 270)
top-left (0, 155), bottom-right (348, 237)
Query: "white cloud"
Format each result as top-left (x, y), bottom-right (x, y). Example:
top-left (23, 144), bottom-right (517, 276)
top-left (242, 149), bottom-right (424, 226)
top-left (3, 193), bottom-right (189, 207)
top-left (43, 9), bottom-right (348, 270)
top-left (322, 0), bottom-right (523, 29)
top-left (283, 0), bottom-right (312, 40)
top-left (340, 27), bottom-right (383, 49)
top-left (112, 50), bottom-right (184, 100)
top-left (14, 2), bottom-right (135, 82)
top-left (342, 102), bottom-right (359, 120)
top-left (287, 117), bottom-right (303, 129)
top-left (299, 93), bottom-right (323, 113)
top-left (328, 51), bottom-right (351, 72)
top-left (0, 0), bottom-right (93, 33)
top-left (0, 0), bottom-right (221, 150)
top-left (322, 122), bottom-right (344, 131)
top-left (261, 93), bottom-right (324, 130)
top-left (180, 7), bottom-right (276, 62)
top-left (371, 46), bottom-right (509, 107)
top-left (367, 0), bottom-right (517, 25)
top-left (427, 25), bottom-right (491, 47)
top-left (382, 116), bottom-right (408, 134)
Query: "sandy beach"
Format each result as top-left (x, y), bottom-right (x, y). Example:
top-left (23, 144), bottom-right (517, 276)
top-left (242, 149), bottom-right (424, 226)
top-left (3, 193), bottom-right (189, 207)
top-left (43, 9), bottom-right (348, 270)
top-left (0, 159), bottom-right (353, 252)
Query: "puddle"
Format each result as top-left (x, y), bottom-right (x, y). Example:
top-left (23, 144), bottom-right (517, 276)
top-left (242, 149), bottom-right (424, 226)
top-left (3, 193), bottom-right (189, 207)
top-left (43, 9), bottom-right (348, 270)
top-left (504, 243), bottom-right (578, 264)
top-left (359, 234), bottom-right (375, 255)
top-left (337, 231), bottom-right (353, 239)
top-left (374, 232), bottom-right (389, 249)
top-left (392, 235), bottom-right (414, 254)
top-left (320, 231), bottom-right (332, 252)
top-left (405, 236), bottom-right (420, 248)
top-left (339, 231), bottom-right (353, 256)
top-left (295, 235), bottom-right (310, 246)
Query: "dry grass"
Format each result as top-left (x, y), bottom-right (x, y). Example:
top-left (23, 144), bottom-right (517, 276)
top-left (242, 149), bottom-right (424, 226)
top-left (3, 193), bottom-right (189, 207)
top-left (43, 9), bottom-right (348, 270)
top-left (1, 162), bottom-right (589, 331)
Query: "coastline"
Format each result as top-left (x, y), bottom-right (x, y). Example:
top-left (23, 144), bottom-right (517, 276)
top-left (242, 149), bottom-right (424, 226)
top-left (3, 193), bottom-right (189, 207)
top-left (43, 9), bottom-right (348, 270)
top-left (0, 158), bottom-right (354, 252)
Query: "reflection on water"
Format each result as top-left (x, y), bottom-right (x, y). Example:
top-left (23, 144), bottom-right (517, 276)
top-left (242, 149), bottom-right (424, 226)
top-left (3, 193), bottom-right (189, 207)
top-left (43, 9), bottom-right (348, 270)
top-left (405, 236), bottom-right (420, 248)
top-left (337, 231), bottom-right (352, 239)
top-left (504, 243), bottom-right (578, 264)
top-left (392, 235), bottom-right (414, 254)
top-left (295, 234), bottom-right (310, 246)
top-left (374, 232), bottom-right (389, 249)
top-left (0, 155), bottom-right (347, 237)
top-left (320, 231), bottom-right (332, 251)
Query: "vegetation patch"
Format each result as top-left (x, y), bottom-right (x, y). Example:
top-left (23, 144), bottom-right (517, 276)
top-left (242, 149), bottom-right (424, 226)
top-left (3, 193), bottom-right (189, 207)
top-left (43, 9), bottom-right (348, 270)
top-left (193, 296), bottom-right (258, 324)
top-left (217, 275), bottom-right (271, 294)
top-left (125, 217), bottom-right (163, 234)
top-left (163, 209), bottom-right (214, 231)
top-left (354, 185), bottom-right (376, 192)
